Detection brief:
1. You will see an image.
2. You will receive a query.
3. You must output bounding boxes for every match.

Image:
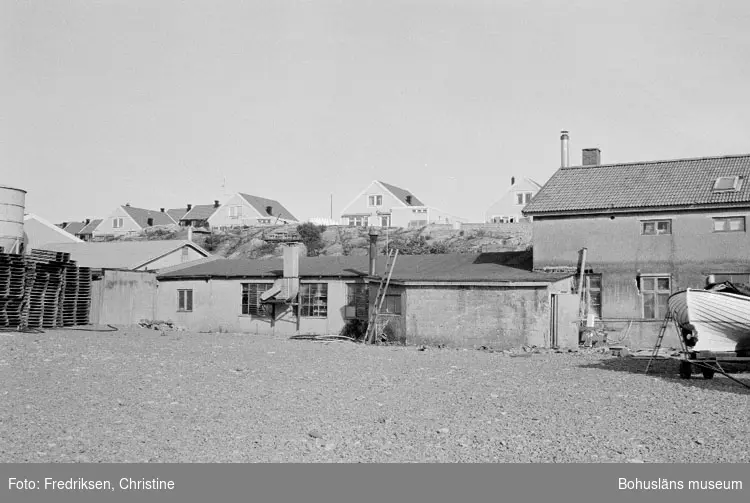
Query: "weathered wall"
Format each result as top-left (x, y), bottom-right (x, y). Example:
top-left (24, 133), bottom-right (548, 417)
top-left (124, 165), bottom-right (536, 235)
top-left (403, 285), bottom-right (552, 349)
top-left (137, 246), bottom-right (208, 271)
top-left (532, 209), bottom-right (750, 348)
top-left (90, 270), bottom-right (158, 325)
top-left (156, 278), bottom-right (353, 335)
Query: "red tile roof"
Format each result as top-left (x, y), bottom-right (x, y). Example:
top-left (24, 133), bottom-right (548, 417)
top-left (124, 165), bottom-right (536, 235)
top-left (239, 193), bottom-right (298, 222)
top-left (158, 252), bottom-right (572, 283)
top-left (523, 154), bottom-right (750, 216)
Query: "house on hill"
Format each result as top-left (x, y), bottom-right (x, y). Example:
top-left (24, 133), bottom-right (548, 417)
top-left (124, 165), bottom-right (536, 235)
top-left (485, 177), bottom-right (543, 223)
top-left (180, 201), bottom-right (221, 228)
top-left (339, 180), bottom-right (466, 228)
top-left (78, 219), bottom-right (102, 241)
top-left (523, 149), bottom-right (750, 348)
top-left (93, 204), bottom-right (177, 238)
top-left (155, 245), bottom-right (576, 349)
top-left (207, 193), bottom-right (298, 229)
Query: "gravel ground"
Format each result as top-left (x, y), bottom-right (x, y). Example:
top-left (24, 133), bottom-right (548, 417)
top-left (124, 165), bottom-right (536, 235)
top-left (1, 328), bottom-right (748, 463)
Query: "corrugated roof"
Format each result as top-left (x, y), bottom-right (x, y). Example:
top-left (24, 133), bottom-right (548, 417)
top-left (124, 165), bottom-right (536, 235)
top-left (158, 252), bottom-right (572, 283)
top-left (239, 193), bottom-right (298, 222)
top-left (78, 219), bottom-right (102, 235)
top-left (122, 205), bottom-right (177, 227)
top-left (39, 240), bottom-right (209, 270)
top-left (379, 181), bottom-right (424, 206)
top-left (63, 221), bottom-right (86, 235)
top-left (181, 204), bottom-right (219, 221)
top-left (523, 154), bottom-right (750, 215)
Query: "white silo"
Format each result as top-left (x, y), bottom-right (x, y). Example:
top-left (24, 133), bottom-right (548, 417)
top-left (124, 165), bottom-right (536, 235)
top-left (0, 185), bottom-right (27, 254)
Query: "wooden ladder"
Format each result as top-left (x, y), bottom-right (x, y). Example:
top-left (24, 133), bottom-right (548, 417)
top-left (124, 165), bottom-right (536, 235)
top-left (645, 311), bottom-right (673, 374)
top-left (365, 249), bottom-right (399, 344)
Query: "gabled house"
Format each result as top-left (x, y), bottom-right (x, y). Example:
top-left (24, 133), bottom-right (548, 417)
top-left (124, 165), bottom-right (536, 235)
top-left (78, 219), bottom-right (102, 241)
top-left (23, 213), bottom-right (83, 251)
top-left (61, 221), bottom-right (87, 237)
top-left (339, 180), bottom-right (466, 228)
top-left (207, 193), bottom-right (298, 229)
top-left (93, 204), bottom-right (177, 238)
top-left (523, 148), bottom-right (750, 348)
top-left (39, 240), bottom-right (211, 272)
top-left (179, 201), bottom-right (221, 228)
top-left (485, 176), bottom-right (543, 223)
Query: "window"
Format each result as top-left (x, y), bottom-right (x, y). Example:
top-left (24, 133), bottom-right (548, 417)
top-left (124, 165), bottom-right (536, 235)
top-left (178, 289), bottom-right (193, 312)
top-left (524, 192), bottom-right (533, 204)
top-left (642, 219), bottom-right (672, 235)
top-left (712, 176), bottom-right (742, 192)
top-left (229, 206), bottom-right (242, 219)
top-left (345, 284), bottom-right (368, 319)
top-left (241, 283), bottom-right (273, 316)
top-left (516, 192), bottom-right (532, 205)
top-left (640, 276), bottom-right (671, 319)
top-left (181, 247), bottom-right (189, 262)
top-left (299, 283), bottom-right (328, 317)
top-left (113, 217), bottom-right (123, 228)
top-left (380, 215), bottom-right (390, 227)
top-left (368, 195), bottom-right (383, 207)
top-left (412, 208), bottom-right (427, 214)
top-left (408, 220), bottom-right (428, 227)
top-left (347, 216), bottom-right (367, 227)
top-left (257, 218), bottom-right (271, 225)
top-left (382, 294), bottom-right (402, 315)
top-left (573, 274), bottom-right (602, 318)
top-left (713, 216), bottom-right (745, 232)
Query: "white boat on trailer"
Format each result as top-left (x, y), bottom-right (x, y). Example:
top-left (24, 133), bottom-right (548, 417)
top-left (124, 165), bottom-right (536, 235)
top-left (667, 286), bottom-right (750, 354)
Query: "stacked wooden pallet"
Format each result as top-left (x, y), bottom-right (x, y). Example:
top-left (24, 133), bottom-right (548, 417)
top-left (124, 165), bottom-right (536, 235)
top-left (76, 267), bottom-right (92, 325)
top-left (0, 252), bottom-right (27, 328)
top-left (22, 251), bottom-right (66, 328)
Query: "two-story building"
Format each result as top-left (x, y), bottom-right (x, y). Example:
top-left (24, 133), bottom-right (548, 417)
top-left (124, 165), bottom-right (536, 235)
top-left (523, 151), bottom-right (750, 348)
top-left (485, 176), bottom-right (543, 223)
top-left (93, 204), bottom-right (177, 239)
top-left (207, 193), bottom-right (298, 229)
top-left (339, 180), bottom-right (466, 228)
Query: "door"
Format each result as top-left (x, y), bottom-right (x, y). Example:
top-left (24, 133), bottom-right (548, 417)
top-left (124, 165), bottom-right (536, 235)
top-left (380, 215), bottom-right (391, 227)
top-left (551, 293), bottom-right (579, 349)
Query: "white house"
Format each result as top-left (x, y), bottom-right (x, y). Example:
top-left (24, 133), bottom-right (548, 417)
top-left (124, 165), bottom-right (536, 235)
top-left (339, 180), bottom-right (466, 228)
top-left (207, 193), bottom-right (298, 229)
top-left (93, 204), bottom-right (177, 238)
top-left (485, 177), bottom-right (543, 223)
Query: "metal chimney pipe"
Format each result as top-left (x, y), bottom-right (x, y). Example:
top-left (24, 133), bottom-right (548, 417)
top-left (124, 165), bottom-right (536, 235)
top-left (368, 229), bottom-right (379, 276)
top-left (560, 130), bottom-right (570, 168)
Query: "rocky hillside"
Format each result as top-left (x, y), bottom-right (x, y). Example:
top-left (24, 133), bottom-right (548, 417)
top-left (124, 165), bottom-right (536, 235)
top-left (119, 223), bottom-right (532, 259)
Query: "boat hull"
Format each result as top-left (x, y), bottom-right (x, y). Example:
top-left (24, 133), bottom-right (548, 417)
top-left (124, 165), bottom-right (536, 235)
top-left (668, 289), bottom-right (750, 352)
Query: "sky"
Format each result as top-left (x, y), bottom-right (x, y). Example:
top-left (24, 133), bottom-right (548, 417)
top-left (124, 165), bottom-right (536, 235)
top-left (3, 0), bottom-right (750, 223)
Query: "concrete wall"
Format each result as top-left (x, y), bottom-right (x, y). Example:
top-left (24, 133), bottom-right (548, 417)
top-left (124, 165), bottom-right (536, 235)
top-left (532, 209), bottom-right (750, 348)
top-left (137, 246), bottom-right (208, 271)
top-left (90, 270), bottom-right (158, 325)
top-left (156, 278), bottom-right (355, 335)
top-left (402, 282), bottom-right (565, 349)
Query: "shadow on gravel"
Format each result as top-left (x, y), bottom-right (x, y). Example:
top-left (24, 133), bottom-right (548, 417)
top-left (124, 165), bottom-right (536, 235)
top-left (577, 357), bottom-right (750, 395)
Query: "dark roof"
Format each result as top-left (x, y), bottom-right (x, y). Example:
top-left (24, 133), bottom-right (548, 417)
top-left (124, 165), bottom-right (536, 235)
top-left (239, 193), bottom-right (298, 222)
top-left (167, 208), bottom-right (188, 222)
top-left (122, 205), bottom-right (176, 227)
top-left (63, 221), bottom-right (86, 235)
top-left (181, 204), bottom-right (218, 221)
top-left (78, 219), bottom-right (102, 235)
top-left (379, 181), bottom-right (424, 206)
top-left (523, 154), bottom-right (750, 216)
top-left (158, 252), bottom-right (572, 283)
top-left (40, 240), bottom-right (209, 270)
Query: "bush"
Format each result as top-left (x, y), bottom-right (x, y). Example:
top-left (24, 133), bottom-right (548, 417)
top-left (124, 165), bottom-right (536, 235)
top-left (202, 233), bottom-right (223, 252)
top-left (385, 235), bottom-right (450, 255)
top-left (297, 223), bottom-right (326, 257)
top-left (340, 319), bottom-right (368, 341)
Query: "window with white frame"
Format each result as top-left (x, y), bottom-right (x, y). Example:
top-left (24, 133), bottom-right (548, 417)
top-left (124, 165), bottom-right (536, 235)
top-left (241, 283), bottom-right (273, 316)
top-left (113, 217), bottom-right (123, 228)
top-left (347, 216), bottom-right (367, 227)
top-left (640, 276), bottom-right (671, 319)
top-left (299, 283), bottom-right (328, 317)
top-left (257, 218), bottom-right (271, 225)
top-left (229, 206), bottom-right (243, 219)
top-left (178, 289), bottom-right (193, 312)
top-left (712, 176), bottom-right (742, 192)
top-left (516, 192), bottom-right (532, 205)
top-left (524, 192), bottom-right (533, 204)
top-left (641, 219), bottom-right (672, 235)
top-left (713, 216), bottom-right (745, 232)
top-left (368, 195), bottom-right (383, 207)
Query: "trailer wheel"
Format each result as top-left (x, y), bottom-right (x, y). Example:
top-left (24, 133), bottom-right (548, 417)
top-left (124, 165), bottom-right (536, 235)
top-left (679, 361), bottom-right (692, 379)
top-left (701, 367), bottom-right (715, 380)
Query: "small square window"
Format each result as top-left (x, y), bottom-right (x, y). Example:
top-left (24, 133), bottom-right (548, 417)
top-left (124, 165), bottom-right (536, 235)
top-left (368, 195), bottom-right (383, 207)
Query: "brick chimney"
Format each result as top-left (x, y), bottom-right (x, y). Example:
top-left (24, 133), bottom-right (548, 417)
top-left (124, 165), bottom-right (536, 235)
top-left (160, 208), bottom-right (165, 213)
top-left (186, 204), bottom-right (192, 212)
top-left (214, 200), bottom-right (220, 208)
top-left (85, 218), bottom-right (90, 225)
top-left (560, 130), bottom-right (570, 168)
top-left (582, 148), bottom-right (601, 166)
top-left (368, 229), bottom-right (379, 276)
top-left (405, 195), bottom-right (412, 205)
top-left (266, 205), bottom-right (273, 215)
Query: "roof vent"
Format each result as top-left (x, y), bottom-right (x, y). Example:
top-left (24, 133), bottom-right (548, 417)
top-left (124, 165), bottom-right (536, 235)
top-left (713, 176), bottom-right (742, 192)
top-left (266, 205), bottom-right (273, 215)
top-left (582, 148), bottom-right (601, 166)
